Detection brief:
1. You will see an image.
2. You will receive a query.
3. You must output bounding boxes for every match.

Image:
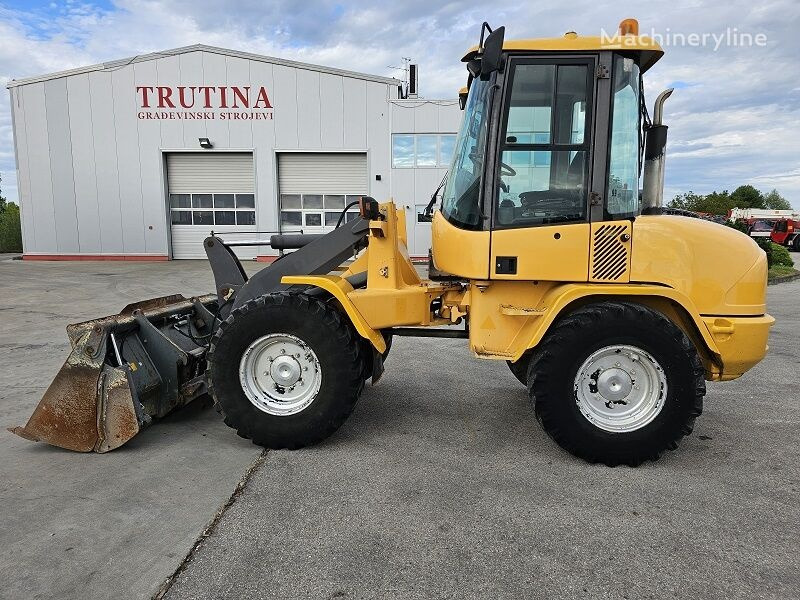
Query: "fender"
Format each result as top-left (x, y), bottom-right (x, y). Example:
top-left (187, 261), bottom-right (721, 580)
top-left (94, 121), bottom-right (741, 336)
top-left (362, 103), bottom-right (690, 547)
top-left (497, 283), bottom-right (723, 365)
top-left (280, 274), bottom-right (387, 354)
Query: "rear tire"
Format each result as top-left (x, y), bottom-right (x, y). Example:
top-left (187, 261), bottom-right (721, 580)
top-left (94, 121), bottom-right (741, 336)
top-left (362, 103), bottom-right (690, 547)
top-left (507, 350), bottom-right (534, 386)
top-left (207, 292), bottom-right (365, 449)
top-left (529, 301), bottom-right (705, 466)
top-left (792, 236), bottom-right (800, 252)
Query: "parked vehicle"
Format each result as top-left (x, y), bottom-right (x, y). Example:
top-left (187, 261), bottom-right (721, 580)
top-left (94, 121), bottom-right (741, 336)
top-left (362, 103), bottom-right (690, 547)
top-left (728, 208), bottom-right (799, 240)
top-left (12, 19), bottom-right (774, 466)
top-left (771, 218), bottom-right (800, 251)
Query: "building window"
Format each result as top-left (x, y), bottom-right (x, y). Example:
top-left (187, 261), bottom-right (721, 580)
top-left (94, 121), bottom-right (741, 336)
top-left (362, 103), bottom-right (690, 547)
top-left (170, 193), bottom-right (256, 226)
top-left (392, 134), bottom-right (457, 168)
top-left (280, 194), bottom-right (360, 230)
top-left (392, 135), bottom-right (415, 167)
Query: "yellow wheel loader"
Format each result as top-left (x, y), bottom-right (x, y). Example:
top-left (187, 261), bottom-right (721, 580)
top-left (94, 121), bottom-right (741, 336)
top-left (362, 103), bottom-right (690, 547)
top-left (12, 19), bottom-right (774, 466)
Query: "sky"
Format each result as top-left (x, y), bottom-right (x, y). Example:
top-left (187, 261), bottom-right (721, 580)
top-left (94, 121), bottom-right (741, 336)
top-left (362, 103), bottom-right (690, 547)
top-left (1, 0), bottom-right (798, 207)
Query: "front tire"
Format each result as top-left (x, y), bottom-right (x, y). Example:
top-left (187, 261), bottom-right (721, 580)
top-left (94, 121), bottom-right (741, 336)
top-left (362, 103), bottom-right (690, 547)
top-left (207, 292), bottom-right (365, 449)
top-left (529, 302), bottom-right (705, 466)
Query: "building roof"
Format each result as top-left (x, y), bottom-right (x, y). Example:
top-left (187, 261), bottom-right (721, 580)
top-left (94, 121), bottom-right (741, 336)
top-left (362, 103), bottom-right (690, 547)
top-left (6, 44), bottom-right (402, 89)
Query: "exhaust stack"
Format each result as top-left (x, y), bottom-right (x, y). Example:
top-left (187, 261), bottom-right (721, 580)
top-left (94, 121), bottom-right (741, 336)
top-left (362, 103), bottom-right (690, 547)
top-left (642, 88), bottom-right (674, 211)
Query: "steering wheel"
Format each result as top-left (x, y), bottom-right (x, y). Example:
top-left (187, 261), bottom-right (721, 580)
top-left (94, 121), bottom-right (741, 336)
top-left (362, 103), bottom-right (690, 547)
top-left (500, 162), bottom-right (516, 177)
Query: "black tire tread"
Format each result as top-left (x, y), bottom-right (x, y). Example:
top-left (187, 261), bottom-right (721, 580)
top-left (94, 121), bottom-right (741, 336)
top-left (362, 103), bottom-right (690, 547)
top-left (507, 349), bottom-right (534, 386)
top-left (528, 301), bottom-right (705, 466)
top-left (206, 291), bottom-right (364, 450)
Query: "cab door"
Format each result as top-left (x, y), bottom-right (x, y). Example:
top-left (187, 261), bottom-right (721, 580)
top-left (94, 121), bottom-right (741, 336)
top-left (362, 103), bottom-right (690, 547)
top-left (489, 57), bottom-right (595, 282)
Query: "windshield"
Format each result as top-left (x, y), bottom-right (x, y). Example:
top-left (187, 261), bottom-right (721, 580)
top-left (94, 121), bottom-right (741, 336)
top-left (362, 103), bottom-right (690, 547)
top-left (440, 77), bottom-right (494, 229)
top-left (751, 220), bottom-right (774, 232)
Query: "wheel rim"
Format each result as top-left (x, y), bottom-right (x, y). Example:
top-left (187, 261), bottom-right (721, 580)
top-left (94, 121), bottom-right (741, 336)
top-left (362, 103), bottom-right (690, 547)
top-left (573, 344), bottom-right (667, 433)
top-left (239, 333), bottom-right (322, 416)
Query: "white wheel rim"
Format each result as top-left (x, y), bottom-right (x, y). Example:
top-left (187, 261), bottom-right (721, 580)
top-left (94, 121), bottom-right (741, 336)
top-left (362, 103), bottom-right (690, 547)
top-left (573, 344), bottom-right (667, 433)
top-left (239, 333), bottom-right (322, 416)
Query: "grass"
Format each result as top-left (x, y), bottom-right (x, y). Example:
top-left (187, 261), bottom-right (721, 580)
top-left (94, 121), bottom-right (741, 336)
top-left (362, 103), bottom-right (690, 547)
top-left (768, 265), bottom-right (800, 281)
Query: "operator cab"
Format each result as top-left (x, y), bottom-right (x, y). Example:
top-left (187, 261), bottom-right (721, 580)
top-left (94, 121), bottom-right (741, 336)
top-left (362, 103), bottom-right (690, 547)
top-left (432, 20), bottom-right (665, 281)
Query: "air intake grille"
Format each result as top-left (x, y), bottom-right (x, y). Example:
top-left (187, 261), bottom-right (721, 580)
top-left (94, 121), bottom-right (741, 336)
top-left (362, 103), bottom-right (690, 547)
top-left (591, 224), bottom-right (629, 281)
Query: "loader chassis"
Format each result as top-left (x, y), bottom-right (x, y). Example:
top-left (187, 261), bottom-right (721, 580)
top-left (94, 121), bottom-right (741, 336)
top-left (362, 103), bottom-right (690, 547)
top-left (12, 19), bottom-right (773, 465)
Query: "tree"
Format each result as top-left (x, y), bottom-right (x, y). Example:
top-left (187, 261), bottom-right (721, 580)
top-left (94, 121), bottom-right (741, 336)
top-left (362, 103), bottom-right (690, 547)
top-left (668, 191), bottom-right (702, 211)
top-left (702, 190), bottom-right (734, 215)
top-left (667, 189), bottom-right (732, 215)
top-left (0, 202), bottom-right (21, 252)
top-left (763, 188), bottom-right (792, 210)
top-left (0, 173), bottom-right (6, 213)
top-left (730, 185), bottom-right (765, 209)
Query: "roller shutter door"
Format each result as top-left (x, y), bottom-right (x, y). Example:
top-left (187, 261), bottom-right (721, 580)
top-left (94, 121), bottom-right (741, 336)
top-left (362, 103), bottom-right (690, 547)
top-left (167, 152), bottom-right (259, 259)
top-left (277, 153), bottom-right (367, 233)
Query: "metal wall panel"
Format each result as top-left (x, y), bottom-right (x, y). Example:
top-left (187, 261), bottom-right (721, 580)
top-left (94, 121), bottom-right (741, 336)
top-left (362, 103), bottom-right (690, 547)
top-left (273, 65), bottom-right (298, 148)
top-left (277, 153), bottom-right (367, 195)
top-left (226, 56), bottom-right (254, 149)
top-left (366, 82), bottom-right (390, 200)
top-left (66, 74), bottom-right (101, 253)
top-left (9, 87), bottom-right (36, 250)
top-left (24, 82), bottom-right (58, 253)
top-left (178, 51), bottom-right (207, 148)
top-left (88, 71), bottom-right (124, 253)
top-left (112, 67), bottom-right (146, 253)
top-left (248, 59), bottom-right (276, 237)
top-left (391, 101), bottom-right (415, 132)
top-left (296, 69), bottom-right (321, 148)
top-left (44, 78), bottom-right (80, 253)
top-left (166, 153), bottom-right (255, 193)
top-left (319, 74), bottom-right (344, 148)
top-left (134, 59), bottom-right (168, 254)
top-left (342, 78), bottom-right (367, 149)
top-left (202, 52), bottom-right (230, 147)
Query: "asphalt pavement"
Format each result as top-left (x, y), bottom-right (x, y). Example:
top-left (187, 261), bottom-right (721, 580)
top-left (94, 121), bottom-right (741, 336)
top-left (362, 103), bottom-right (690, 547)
top-left (0, 260), bottom-right (265, 600)
top-left (1, 258), bottom-right (798, 600)
top-left (164, 267), bottom-right (800, 599)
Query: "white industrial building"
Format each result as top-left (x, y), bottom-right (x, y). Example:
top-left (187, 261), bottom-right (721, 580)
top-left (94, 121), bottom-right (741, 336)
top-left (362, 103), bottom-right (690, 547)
top-left (7, 45), bottom-right (460, 260)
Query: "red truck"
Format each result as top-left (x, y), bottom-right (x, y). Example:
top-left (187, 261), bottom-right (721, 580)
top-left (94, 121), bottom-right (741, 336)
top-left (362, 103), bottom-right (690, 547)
top-left (728, 208), bottom-right (800, 249)
top-left (771, 218), bottom-right (800, 251)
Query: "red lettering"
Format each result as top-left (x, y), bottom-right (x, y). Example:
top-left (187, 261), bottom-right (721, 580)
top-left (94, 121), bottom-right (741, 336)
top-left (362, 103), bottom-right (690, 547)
top-left (157, 86), bottom-right (175, 108)
top-left (232, 86), bottom-right (249, 108)
top-left (178, 86), bottom-right (196, 108)
top-left (199, 86), bottom-right (215, 108)
top-left (254, 86), bottom-right (272, 109)
top-left (218, 86), bottom-right (228, 108)
top-left (136, 86), bottom-right (154, 108)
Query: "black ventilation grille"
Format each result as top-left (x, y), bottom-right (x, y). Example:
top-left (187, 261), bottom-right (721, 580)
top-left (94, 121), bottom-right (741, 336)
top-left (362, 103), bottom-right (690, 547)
top-left (592, 224), bottom-right (628, 281)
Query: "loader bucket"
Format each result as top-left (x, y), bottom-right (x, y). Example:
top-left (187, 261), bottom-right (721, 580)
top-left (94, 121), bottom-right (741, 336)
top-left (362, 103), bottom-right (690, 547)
top-left (10, 294), bottom-right (218, 453)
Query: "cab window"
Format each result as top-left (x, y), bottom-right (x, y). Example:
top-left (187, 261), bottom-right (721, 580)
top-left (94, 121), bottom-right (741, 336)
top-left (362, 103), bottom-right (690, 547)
top-left (495, 60), bottom-right (592, 227)
top-left (606, 55), bottom-right (641, 218)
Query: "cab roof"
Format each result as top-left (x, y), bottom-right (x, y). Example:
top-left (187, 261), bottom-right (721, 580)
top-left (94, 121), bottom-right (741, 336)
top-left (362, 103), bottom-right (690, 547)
top-left (462, 19), bottom-right (664, 73)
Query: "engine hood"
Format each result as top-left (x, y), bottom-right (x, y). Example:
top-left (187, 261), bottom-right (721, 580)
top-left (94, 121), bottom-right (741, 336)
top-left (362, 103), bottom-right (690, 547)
top-left (631, 215), bottom-right (767, 316)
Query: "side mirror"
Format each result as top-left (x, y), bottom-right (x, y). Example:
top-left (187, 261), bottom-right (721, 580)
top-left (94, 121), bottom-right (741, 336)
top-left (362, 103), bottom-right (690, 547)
top-left (458, 78), bottom-right (471, 110)
top-left (479, 26), bottom-right (505, 79)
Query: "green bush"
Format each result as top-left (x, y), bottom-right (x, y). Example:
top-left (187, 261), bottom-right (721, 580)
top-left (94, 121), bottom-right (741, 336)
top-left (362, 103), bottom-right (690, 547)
top-left (768, 242), bottom-right (794, 268)
top-left (724, 219), bottom-right (793, 268)
top-left (0, 203), bottom-right (22, 252)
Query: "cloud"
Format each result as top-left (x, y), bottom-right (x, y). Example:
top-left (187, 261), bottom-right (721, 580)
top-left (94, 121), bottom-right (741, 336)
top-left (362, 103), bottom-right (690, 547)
top-left (0, 0), bottom-right (798, 207)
